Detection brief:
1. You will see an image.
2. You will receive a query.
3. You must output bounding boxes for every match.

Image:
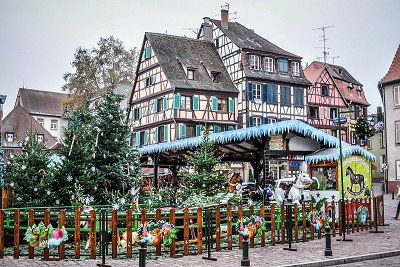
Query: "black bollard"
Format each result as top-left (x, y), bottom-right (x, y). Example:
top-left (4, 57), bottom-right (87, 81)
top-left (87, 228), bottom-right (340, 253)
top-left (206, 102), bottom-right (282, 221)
top-left (392, 192), bottom-right (395, 200)
top-left (241, 234), bottom-right (250, 266)
top-left (324, 226), bottom-right (332, 256)
top-left (97, 210), bottom-right (110, 267)
top-left (139, 240), bottom-right (147, 267)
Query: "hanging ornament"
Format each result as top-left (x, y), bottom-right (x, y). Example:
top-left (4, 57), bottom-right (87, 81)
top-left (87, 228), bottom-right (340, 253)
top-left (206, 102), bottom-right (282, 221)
top-left (68, 135), bottom-right (78, 156)
top-left (94, 127), bottom-right (101, 147)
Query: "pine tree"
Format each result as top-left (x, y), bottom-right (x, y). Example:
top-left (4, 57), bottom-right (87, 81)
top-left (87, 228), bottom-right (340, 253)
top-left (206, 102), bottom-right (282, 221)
top-left (0, 135), bottom-right (5, 187)
top-left (354, 116), bottom-right (374, 141)
top-left (7, 133), bottom-right (55, 207)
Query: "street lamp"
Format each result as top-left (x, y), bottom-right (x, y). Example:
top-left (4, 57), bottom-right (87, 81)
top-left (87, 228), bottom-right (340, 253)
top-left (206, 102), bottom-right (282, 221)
top-left (332, 108), bottom-right (357, 242)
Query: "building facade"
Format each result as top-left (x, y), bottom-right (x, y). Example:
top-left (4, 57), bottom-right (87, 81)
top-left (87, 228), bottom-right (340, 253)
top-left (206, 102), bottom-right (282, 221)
top-left (128, 33), bottom-right (238, 147)
top-left (304, 61), bottom-right (369, 144)
top-left (367, 107), bottom-right (386, 182)
top-left (379, 44), bottom-right (400, 192)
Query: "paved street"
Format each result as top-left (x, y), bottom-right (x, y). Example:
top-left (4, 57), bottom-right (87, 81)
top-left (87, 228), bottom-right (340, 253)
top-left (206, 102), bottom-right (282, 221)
top-left (1, 193), bottom-right (399, 266)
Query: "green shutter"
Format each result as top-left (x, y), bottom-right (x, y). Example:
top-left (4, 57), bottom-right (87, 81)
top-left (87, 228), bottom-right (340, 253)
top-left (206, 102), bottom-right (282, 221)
top-left (179, 124), bottom-right (187, 139)
top-left (173, 93), bottom-right (181, 109)
top-left (162, 97), bottom-right (168, 110)
top-left (130, 109), bottom-right (134, 121)
top-left (144, 47), bottom-right (151, 59)
top-left (193, 95), bottom-right (199, 111)
top-left (135, 132), bottom-right (141, 147)
top-left (153, 99), bottom-right (158, 113)
top-left (164, 125), bottom-right (169, 142)
top-left (139, 107), bottom-right (143, 118)
top-left (144, 130), bottom-right (149, 145)
top-left (228, 97), bottom-right (235, 113)
top-left (154, 127), bottom-right (159, 143)
top-left (195, 125), bottom-right (202, 137)
top-left (211, 97), bottom-right (218, 111)
top-left (213, 124), bottom-right (220, 133)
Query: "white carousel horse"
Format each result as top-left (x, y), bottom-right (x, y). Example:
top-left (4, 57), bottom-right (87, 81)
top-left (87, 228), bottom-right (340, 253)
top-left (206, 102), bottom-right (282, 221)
top-left (288, 172), bottom-right (313, 204)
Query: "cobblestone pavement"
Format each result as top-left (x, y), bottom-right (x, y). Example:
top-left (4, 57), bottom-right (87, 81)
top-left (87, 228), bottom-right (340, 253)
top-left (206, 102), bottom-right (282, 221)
top-left (1, 193), bottom-right (399, 266)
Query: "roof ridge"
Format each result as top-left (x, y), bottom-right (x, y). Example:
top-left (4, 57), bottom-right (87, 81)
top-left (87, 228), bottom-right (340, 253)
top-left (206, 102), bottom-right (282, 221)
top-left (145, 32), bottom-right (213, 44)
top-left (380, 44), bottom-right (400, 85)
top-left (19, 87), bottom-right (70, 96)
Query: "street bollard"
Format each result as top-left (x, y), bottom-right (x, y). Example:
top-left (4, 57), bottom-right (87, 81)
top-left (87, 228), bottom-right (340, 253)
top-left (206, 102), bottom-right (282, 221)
top-left (139, 240), bottom-right (147, 267)
top-left (324, 226), bottom-right (332, 256)
top-left (241, 234), bottom-right (250, 266)
top-left (392, 192), bottom-right (395, 200)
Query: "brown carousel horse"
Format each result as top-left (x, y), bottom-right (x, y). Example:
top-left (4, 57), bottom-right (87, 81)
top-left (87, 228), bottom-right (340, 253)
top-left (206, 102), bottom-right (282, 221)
top-left (225, 173), bottom-right (242, 192)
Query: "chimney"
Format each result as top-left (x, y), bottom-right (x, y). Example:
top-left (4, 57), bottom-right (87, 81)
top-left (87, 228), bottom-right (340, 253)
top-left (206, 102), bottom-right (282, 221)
top-left (221, 8), bottom-right (229, 29)
top-left (202, 17), bottom-right (213, 41)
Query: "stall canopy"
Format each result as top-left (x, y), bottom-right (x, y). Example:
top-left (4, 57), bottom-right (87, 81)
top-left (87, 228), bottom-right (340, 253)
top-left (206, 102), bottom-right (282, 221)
top-left (305, 146), bottom-right (376, 164)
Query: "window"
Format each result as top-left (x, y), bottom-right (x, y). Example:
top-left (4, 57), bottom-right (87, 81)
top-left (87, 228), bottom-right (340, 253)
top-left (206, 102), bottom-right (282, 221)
top-left (394, 86), bottom-right (400, 107)
top-left (133, 108), bottom-right (140, 120)
top-left (144, 47), bottom-right (151, 60)
top-left (181, 96), bottom-right (192, 110)
top-left (36, 134), bottom-right (44, 143)
top-left (37, 118), bottom-right (44, 127)
top-left (348, 83), bottom-right (354, 95)
top-left (379, 132), bottom-right (385, 148)
top-left (211, 72), bottom-right (219, 83)
top-left (187, 69), bottom-right (195, 80)
top-left (264, 57), bottom-right (274, 72)
top-left (143, 75), bottom-right (156, 87)
top-left (253, 117), bottom-right (262, 126)
top-left (278, 59), bottom-right (288, 75)
top-left (249, 55), bottom-right (260, 70)
top-left (157, 98), bottom-right (163, 112)
top-left (294, 88), bottom-right (304, 107)
top-left (309, 106), bottom-right (319, 119)
top-left (396, 121), bottom-right (400, 144)
top-left (6, 133), bottom-right (14, 142)
top-left (50, 119), bottom-right (58, 130)
top-left (330, 108), bottom-right (338, 119)
top-left (321, 84), bottom-right (329, 96)
top-left (266, 84), bottom-right (278, 104)
top-left (280, 86), bottom-right (291, 106)
top-left (218, 99), bottom-right (228, 112)
top-left (252, 83), bottom-right (262, 101)
top-left (158, 126), bottom-right (165, 143)
top-left (292, 62), bottom-right (300, 76)
top-left (357, 87), bottom-right (362, 97)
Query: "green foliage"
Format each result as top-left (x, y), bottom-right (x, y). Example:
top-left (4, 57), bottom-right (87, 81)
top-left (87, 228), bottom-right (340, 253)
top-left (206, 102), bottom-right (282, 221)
top-left (6, 133), bottom-right (56, 207)
top-left (0, 135), bottom-right (5, 187)
top-left (354, 116), bottom-right (374, 140)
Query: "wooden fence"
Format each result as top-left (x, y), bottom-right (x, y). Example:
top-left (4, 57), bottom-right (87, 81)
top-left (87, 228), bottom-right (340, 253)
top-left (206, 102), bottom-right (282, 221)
top-left (0, 196), bottom-right (384, 260)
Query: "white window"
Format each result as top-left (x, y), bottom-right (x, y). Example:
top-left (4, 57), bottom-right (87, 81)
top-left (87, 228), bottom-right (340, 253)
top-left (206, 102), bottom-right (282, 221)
top-left (396, 121), bottom-right (400, 144)
top-left (181, 96), bottom-right (192, 110)
top-left (6, 133), bottom-right (14, 142)
top-left (37, 118), bottom-right (44, 126)
top-left (36, 134), bottom-right (44, 143)
top-left (252, 83), bottom-right (262, 100)
top-left (187, 69), bottom-right (195, 80)
top-left (50, 119), bottom-right (58, 130)
top-left (250, 55), bottom-right (260, 70)
top-left (264, 57), bottom-right (274, 72)
top-left (379, 132), bottom-right (385, 148)
top-left (292, 62), bottom-right (300, 76)
top-left (253, 117), bottom-right (262, 126)
top-left (394, 86), bottom-right (400, 107)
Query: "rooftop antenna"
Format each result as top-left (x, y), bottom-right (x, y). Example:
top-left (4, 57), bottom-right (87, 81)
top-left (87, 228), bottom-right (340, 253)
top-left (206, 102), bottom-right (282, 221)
top-left (331, 56), bottom-right (340, 65)
top-left (216, 3), bottom-right (237, 21)
top-left (181, 28), bottom-right (199, 36)
top-left (313, 25), bottom-right (333, 64)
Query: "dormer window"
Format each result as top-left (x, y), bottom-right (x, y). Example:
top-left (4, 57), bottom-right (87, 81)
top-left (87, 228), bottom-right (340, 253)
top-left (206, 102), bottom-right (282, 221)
top-left (292, 62), bottom-right (300, 76)
top-left (50, 119), bottom-right (58, 130)
top-left (211, 72), bottom-right (219, 83)
top-left (278, 59), bottom-right (288, 75)
top-left (187, 69), bottom-right (195, 80)
top-left (348, 83), bottom-right (354, 95)
top-left (37, 118), bottom-right (44, 127)
top-left (6, 133), bottom-right (14, 142)
top-left (357, 86), bottom-right (362, 97)
top-left (36, 134), bottom-right (44, 143)
top-left (264, 57), bottom-right (274, 72)
top-left (249, 55), bottom-right (260, 70)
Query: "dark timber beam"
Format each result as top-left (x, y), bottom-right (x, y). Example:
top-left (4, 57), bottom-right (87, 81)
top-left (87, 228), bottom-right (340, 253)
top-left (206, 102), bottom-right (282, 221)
top-left (152, 153), bottom-right (160, 188)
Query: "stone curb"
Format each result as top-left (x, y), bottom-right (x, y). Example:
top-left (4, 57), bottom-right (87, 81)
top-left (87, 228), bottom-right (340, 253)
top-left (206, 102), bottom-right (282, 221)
top-left (277, 250), bottom-right (400, 267)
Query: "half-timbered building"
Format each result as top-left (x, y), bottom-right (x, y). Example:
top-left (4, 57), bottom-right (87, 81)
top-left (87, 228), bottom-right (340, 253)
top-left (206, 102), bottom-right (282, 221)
top-left (197, 9), bottom-right (311, 128)
top-left (304, 61), bottom-right (370, 144)
top-left (128, 33), bottom-right (238, 147)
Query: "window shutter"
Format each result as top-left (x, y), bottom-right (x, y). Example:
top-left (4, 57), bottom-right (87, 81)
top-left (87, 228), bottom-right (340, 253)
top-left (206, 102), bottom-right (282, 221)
top-left (228, 125), bottom-right (234, 131)
top-left (144, 130), bottom-right (149, 145)
top-left (247, 82), bottom-right (253, 101)
top-left (162, 97), bottom-right (168, 110)
top-left (272, 85), bottom-right (278, 103)
top-left (138, 107), bottom-right (143, 118)
top-left (262, 84), bottom-right (268, 102)
top-left (179, 124), bottom-right (187, 139)
top-left (211, 97), bottom-right (218, 111)
top-left (248, 116), bottom-right (253, 127)
top-left (130, 109), bottom-right (134, 121)
top-left (173, 93), bottom-right (181, 109)
top-left (228, 97), bottom-right (235, 113)
top-left (213, 124), bottom-right (220, 133)
top-left (195, 125), bottom-right (202, 137)
top-left (154, 127), bottom-right (159, 143)
top-left (135, 132), bottom-right (141, 147)
top-left (164, 125), bottom-right (169, 142)
top-left (193, 95), bottom-right (199, 111)
top-left (153, 100), bottom-right (158, 113)
top-left (262, 117), bottom-right (269, 125)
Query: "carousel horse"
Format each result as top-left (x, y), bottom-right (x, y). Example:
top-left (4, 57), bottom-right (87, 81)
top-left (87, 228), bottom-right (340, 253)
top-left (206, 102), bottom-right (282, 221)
top-left (346, 166), bottom-right (365, 193)
top-left (288, 172), bottom-right (313, 204)
top-left (225, 173), bottom-right (242, 193)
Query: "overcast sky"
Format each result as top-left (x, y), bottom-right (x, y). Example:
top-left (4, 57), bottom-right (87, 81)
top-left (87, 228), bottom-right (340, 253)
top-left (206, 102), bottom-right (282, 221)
top-left (1, 0), bottom-right (399, 117)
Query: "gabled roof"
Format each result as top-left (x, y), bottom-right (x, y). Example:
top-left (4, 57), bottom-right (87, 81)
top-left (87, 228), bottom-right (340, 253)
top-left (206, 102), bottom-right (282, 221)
top-left (145, 32), bottom-right (238, 94)
top-left (210, 19), bottom-right (300, 59)
top-left (16, 88), bottom-right (70, 117)
top-left (2, 105), bottom-right (58, 149)
top-left (305, 146), bottom-right (375, 164)
top-left (380, 44), bottom-right (400, 85)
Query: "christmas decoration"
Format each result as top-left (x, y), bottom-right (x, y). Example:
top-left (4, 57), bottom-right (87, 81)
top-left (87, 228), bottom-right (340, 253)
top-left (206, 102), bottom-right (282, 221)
top-left (24, 222), bottom-right (68, 248)
top-left (235, 216), bottom-right (266, 238)
top-left (354, 116), bottom-right (374, 141)
top-left (137, 220), bottom-right (178, 246)
top-left (307, 210), bottom-right (331, 231)
top-left (355, 205), bottom-right (369, 225)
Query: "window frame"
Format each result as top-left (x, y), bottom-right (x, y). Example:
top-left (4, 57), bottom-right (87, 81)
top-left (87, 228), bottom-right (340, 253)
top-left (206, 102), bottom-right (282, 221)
top-left (181, 95), bottom-right (192, 110)
top-left (309, 106), bottom-right (319, 119)
top-left (395, 121), bottom-right (400, 144)
top-left (36, 134), bottom-right (44, 143)
top-left (211, 72), bottom-right (219, 83)
top-left (217, 98), bottom-right (228, 112)
top-left (278, 59), bottom-right (288, 75)
top-left (187, 69), bottom-right (195, 80)
top-left (321, 84), bottom-right (329, 97)
top-left (330, 108), bottom-right (338, 119)
top-left (158, 125), bottom-right (165, 143)
top-left (37, 118), bottom-right (44, 127)
top-left (144, 47), bottom-right (151, 60)
top-left (252, 83), bottom-right (262, 101)
top-left (264, 57), bottom-right (274, 72)
top-left (394, 86), bottom-right (400, 107)
top-left (249, 54), bottom-right (260, 70)
top-left (280, 86), bottom-right (291, 106)
top-left (253, 117), bottom-right (262, 126)
top-left (292, 62), bottom-right (300, 76)
top-left (6, 132), bottom-right (14, 142)
top-left (50, 119), bottom-right (58, 130)
top-left (294, 87), bottom-right (304, 107)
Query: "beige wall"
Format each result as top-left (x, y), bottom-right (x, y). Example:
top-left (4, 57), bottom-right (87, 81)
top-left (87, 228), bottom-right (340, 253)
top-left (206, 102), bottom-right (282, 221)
top-left (31, 115), bottom-right (67, 141)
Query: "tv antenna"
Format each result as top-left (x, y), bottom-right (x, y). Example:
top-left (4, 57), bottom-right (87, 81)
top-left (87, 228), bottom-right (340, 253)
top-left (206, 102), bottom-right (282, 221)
top-left (181, 28), bottom-right (199, 36)
top-left (215, 3), bottom-right (237, 21)
top-left (313, 25), bottom-right (333, 64)
top-left (331, 56), bottom-right (340, 65)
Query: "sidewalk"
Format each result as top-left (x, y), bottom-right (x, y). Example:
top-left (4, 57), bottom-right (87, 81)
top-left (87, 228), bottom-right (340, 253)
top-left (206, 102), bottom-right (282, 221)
top-left (0, 194), bottom-right (399, 266)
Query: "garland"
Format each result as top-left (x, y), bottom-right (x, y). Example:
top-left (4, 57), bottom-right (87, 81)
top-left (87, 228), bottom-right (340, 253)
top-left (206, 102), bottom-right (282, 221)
top-left (137, 220), bottom-right (178, 246)
top-left (355, 205), bottom-right (368, 225)
top-left (235, 215), bottom-right (266, 238)
top-left (24, 222), bottom-right (68, 248)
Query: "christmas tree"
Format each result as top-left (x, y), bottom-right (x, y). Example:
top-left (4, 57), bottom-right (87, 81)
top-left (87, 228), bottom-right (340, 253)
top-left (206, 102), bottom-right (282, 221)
top-left (0, 135), bottom-right (5, 187)
top-left (354, 116), bottom-right (374, 141)
top-left (7, 133), bottom-right (56, 207)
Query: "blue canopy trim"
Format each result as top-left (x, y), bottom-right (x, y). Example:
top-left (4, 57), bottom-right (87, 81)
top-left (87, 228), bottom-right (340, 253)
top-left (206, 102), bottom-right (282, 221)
top-left (305, 146), bottom-right (376, 164)
top-left (138, 119), bottom-right (345, 155)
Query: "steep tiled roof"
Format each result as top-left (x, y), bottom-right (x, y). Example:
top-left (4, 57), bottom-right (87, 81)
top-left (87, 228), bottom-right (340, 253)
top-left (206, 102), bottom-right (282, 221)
top-left (16, 88), bottom-right (70, 117)
top-left (2, 105), bottom-right (58, 149)
top-left (380, 45), bottom-right (400, 85)
top-left (145, 33), bottom-right (238, 94)
top-left (210, 19), bottom-right (300, 59)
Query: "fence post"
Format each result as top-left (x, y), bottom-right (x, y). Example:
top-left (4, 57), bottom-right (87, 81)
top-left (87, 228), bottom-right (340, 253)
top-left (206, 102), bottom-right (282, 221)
top-left (260, 205), bottom-right (265, 247)
top-left (227, 206), bottom-right (233, 250)
top-left (74, 209), bottom-right (81, 259)
top-left (351, 199), bottom-right (355, 234)
top-left (331, 200), bottom-right (336, 237)
top-left (280, 204), bottom-right (285, 245)
top-left (90, 210), bottom-right (96, 259)
top-left (0, 210), bottom-right (4, 259)
top-left (183, 208), bottom-right (189, 255)
top-left (310, 202), bottom-right (314, 240)
top-left (169, 209), bottom-right (176, 257)
top-left (197, 207), bottom-right (203, 254)
top-left (346, 200), bottom-right (350, 235)
top-left (238, 205), bottom-right (243, 249)
top-left (215, 206), bottom-right (221, 251)
top-left (98, 209), bottom-right (110, 267)
top-left (111, 210), bottom-right (117, 259)
top-left (368, 197), bottom-right (372, 229)
top-left (13, 209), bottom-right (20, 259)
top-left (155, 209), bottom-right (162, 256)
top-left (294, 203), bottom-right (298, 243)
top-left (302, 202), bottom-right (306, 242)
top-left (271, 204), bottom-right (276, 246)
top-left (59, 210), bottom-right (66, 260)
top-left (28, 209), bottom-right (34, 259)
top-left (43, 210), bottom-right (50, 260)
top-left (338, 200), bottom-right (342, 237)
top-left (126, 209), bottom-right (133, 258)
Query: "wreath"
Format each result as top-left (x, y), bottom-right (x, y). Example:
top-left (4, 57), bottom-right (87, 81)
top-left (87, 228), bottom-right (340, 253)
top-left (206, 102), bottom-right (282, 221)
top-left (24, 222), bottom-right (68, 248)
top-left (137, 220), bottom-right (178, 246)
top-left (235, 215), bottom-right (266, 238)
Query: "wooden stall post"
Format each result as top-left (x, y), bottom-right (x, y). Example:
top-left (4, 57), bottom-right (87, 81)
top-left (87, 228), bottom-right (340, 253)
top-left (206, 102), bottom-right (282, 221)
top-left (338, 200), bottom-right (342, 237)
top-left (0, 210), bottom-right (4, 259)
top-left (183, 208), bottom-right (189, 255)
top-left (156, 209), bottom-right (162, 256)
top-left (169, 209), bottom-right (176, 257)
top-left (197, 208), bottom-right (203, 254)
top-left (215, 206), bottom-right (221, 252)
top-left (360, 198), bottom-right (365, 231)
top-left (351, 199), bottom-right (355, 234)
top-left (368, 197), bottom-right (372, 229)
top-left (260, 205), bottom-right (266, 247)
top-left (280, 204), bottom-right (285, 245)
top-left (302, 203), bottom-right (306, 242)
top-left (59, 210), bottom-right (66, 260)
top-left (43, 210), bottom-right (50, 260)
top-left (310, 202), bottom-right (314, 240)
top-left (249, 205), bottom-right (254, 248)
top-left (331, 200), bottom-right (336, 237)
top-left (271, 204), bottom-right (276, 246)
top-left (238, 205), bottom-right (243, 249)
top-left (90, 210), bottom-right (96, 259)
top-left (28, 210), bottom-right (34, 259)
top-left (346, 200), bottom-right (350, 234)
top-left (111, 210), bottom-right (118, 259)
top-left (227, 206), bottom-right (233, 250)
top-left (13, 210), bottom-right (20, 259)
top-left (74, 210), bottom-right (81, 259)
top-left (356, 199), bottom-right (360, 232)
top-left (294, 203), bottom-right (299, 243)
top-left (126, 209), bottom-right (133, 258)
